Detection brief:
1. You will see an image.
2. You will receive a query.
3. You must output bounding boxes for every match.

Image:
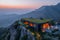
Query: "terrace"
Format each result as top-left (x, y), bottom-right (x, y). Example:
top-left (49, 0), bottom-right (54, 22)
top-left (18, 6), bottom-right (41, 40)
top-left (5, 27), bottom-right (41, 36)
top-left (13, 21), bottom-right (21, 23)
top-left (22, 18), bottom-right (52, 24)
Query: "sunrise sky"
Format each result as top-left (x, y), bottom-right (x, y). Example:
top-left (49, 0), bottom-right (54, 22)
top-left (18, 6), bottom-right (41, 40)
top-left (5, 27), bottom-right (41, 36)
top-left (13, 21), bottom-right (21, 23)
top-left (0, 0), bottom-right (60, 9)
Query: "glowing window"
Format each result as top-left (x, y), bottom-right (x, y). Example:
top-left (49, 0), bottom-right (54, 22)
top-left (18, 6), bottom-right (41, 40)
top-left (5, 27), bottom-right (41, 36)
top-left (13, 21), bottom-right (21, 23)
top-left (43, 23), bottom-right (50, 29)
top-left (24, 22), bottom-right (28, 24)
top-left (29, 23), bottom-right (34, 27)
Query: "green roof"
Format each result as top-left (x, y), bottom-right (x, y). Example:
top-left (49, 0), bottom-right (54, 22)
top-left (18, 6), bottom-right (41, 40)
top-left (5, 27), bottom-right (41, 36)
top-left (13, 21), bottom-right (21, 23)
top-left (22, 18), bottom-right (52, 24)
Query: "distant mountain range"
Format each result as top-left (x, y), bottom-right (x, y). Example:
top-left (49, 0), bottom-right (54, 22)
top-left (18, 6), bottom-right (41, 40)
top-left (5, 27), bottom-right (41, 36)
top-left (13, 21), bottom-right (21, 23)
top-left (0, 3), bottom-right (60, 27)
top-left (22, 3), bottom-right (60, 20)
top-left (0, 8), bottom-right (33, 15)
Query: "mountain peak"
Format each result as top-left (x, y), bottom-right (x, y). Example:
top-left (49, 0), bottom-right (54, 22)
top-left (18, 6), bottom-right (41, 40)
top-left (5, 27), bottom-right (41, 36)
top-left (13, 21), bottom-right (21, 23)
top-left (56, 3), bottom-right (60, 6)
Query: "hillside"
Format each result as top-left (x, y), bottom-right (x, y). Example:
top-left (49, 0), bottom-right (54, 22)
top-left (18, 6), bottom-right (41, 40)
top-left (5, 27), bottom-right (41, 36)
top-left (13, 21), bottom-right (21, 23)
top-left (0, 21), bottom-right (35, 40)
top-left (0, 20), bottom-right (60, 40)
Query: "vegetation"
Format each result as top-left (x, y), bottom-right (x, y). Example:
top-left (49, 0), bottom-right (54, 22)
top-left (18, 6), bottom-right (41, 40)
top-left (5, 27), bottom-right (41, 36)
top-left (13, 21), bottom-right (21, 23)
top-left (23, 18), bottom-right (52, 24)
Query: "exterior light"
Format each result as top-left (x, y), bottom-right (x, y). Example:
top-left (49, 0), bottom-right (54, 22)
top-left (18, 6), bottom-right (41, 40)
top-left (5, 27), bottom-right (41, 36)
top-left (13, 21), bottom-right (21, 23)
top-left (47, 26), bottom-right (50, 29)
top-left (32, 32), bottom-right (35, 35)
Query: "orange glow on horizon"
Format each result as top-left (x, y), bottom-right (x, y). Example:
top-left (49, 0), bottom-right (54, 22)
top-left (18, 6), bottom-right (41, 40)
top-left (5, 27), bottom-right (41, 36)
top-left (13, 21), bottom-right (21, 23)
top-left (0, 4), bottom-right (40, 9)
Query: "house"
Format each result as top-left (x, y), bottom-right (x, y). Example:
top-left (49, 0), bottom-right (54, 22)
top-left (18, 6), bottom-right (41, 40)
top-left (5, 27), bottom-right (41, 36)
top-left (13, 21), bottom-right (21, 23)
top-left (21, 18), bottom-right (53, 32)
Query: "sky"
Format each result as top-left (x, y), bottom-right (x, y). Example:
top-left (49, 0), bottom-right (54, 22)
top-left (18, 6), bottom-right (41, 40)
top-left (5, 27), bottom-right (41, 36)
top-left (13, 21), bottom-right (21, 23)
top-left (0, 0), bottom-right (60, 9)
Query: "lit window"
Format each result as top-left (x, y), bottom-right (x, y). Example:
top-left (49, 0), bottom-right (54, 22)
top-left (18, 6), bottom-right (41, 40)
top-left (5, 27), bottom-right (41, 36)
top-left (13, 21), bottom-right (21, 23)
top-left (43, 23), bottom-right (50, 29)
top-left (29, 23), bottom-right (34, 27)
top-left (24, 22), bottom-right (28, 24)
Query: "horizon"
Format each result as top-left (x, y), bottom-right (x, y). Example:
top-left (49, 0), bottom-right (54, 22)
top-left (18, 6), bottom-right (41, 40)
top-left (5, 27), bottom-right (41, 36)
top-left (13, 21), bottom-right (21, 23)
top-left (0, 0), bottom-right (60, 15)
top-left (0, 0), bottom-right (60, 9)
top-left (0, 3), bottom-right (60, 15)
